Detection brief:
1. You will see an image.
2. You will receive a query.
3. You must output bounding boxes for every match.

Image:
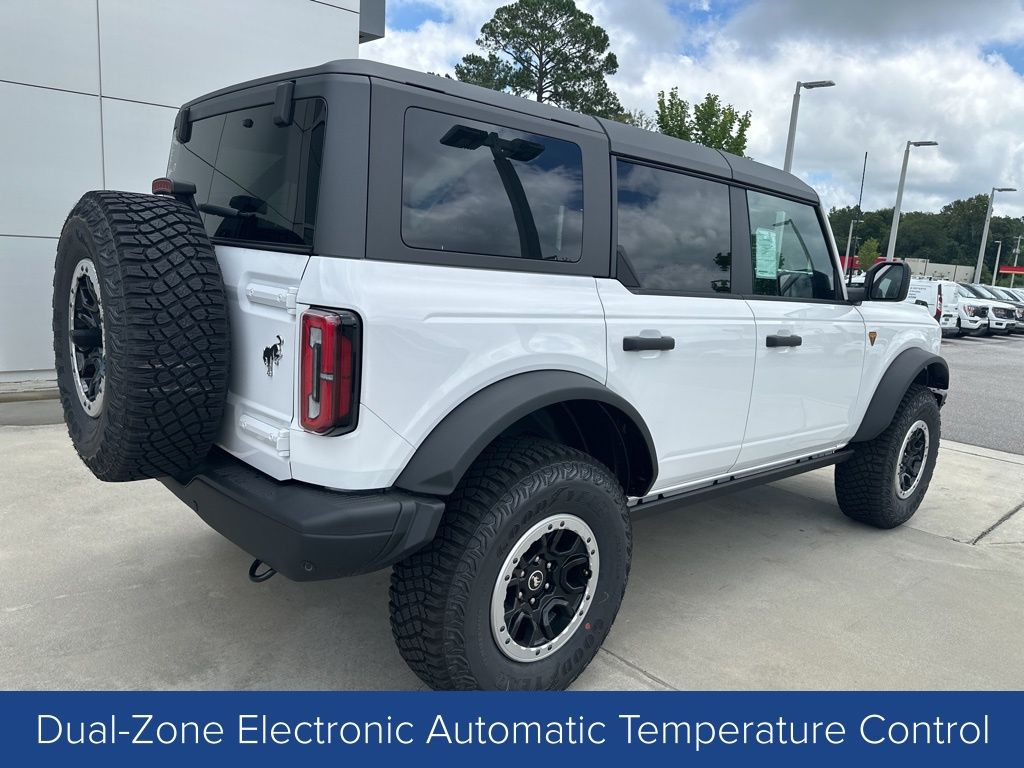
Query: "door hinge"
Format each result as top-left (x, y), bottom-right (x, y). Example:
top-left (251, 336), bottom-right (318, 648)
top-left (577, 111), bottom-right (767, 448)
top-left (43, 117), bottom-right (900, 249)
top-left (246, 283), bottom-right (299, 315)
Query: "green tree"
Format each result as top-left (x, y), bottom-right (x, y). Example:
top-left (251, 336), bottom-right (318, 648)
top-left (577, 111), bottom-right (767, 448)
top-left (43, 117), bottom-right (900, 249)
top-left (454, 0), bottom-right (622, 118)
top-left (857, 237), bottom-right (881, 267)
top-left (893, 212), bottom-right (949, 261)
top-left (655, 88), bottom-right (751, 155)
top-left (940, 194), bottom-right (991, 264)
top-left (617, 108), bottom-right (656, 131)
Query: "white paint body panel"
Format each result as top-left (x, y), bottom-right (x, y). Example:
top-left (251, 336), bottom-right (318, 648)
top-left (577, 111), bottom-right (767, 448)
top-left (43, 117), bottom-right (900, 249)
top-left (737, 301), bottom-right (866, 468)
top-left (294, 257), bottom-right (607, 488)
top-left (598, 280), bottom-right (756, 492)
top-left (205, 238), bottom-right (947, 495)
top-left (214, 246), bottom-right (308, 481)
top-left (848, 302), bottom-right (942, 433)
top-left (253, 256), bottom-right (942, 493)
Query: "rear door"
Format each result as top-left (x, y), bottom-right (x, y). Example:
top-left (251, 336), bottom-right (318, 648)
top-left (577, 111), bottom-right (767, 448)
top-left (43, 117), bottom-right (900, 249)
top-left (168, 97), bottom-right (327, 479)
top-left (601, 160), bottom-right (756, 493)
top-left (905, 280), bottom-right (936, 317)
top-left (736, 189), bottom-right (865, 469)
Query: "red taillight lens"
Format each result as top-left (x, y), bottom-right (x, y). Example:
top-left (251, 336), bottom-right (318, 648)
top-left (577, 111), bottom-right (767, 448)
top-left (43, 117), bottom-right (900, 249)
top-left (935, 286), bottom-right (943, 320)
top-left (300, 309), bottom-right (360, 434)
top-left (152, 177), bottom-right (174, 195)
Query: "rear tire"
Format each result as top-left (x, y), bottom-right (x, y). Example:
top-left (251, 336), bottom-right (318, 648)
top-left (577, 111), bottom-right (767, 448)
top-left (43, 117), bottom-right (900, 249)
top-left (389, 438), bottom-right (631, 690)
top-left (835, 384), bottom-right (940, 529)
top-left (52, 191), bottom-right (230, 482)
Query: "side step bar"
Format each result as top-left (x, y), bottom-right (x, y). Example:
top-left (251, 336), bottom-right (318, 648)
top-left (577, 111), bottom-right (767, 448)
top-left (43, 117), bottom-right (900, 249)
top-left (630, 449), bottom-right (854, 520)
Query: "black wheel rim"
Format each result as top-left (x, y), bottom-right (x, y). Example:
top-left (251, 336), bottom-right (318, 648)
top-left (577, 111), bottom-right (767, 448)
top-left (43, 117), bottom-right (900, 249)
top-left (491, 514), bottom-right (599, 662)
top-left (895, 419), bottom-right (929, 499)
top-left (67, 259), bottom-right (105, 417)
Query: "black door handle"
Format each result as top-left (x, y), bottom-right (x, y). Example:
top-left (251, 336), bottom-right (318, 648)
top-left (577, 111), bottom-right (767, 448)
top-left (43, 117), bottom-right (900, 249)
top-left (623, 335), bottom-right (675, 352)
top-left (766, 334), bottom-right (802, 348)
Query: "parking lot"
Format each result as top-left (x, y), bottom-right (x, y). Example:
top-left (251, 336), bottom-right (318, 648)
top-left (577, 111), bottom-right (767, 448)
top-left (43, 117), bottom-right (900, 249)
top-left (940, 332), bottom-right (1024, 454)
top-left (2, 336), bottom-right (1023, 691)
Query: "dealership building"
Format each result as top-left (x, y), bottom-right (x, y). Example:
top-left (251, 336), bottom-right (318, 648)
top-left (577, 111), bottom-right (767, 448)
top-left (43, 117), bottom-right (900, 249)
top-left (0, 0), bottom-right (383, 391)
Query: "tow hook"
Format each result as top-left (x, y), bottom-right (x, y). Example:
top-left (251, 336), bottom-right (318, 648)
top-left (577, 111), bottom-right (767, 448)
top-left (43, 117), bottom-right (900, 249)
top-left (248, 559), bottom-right (276, 583)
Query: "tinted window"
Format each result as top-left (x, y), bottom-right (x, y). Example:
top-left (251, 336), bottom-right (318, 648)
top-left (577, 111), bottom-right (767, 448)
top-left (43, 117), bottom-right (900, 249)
top-left (747, 190), bottom-right (835, 300)
top-left (401, 108), bottom-right (584, 262)
top-left (168, 98), bottom-right (326, 248)
top-left (615, 161), bottom-right (732, 293)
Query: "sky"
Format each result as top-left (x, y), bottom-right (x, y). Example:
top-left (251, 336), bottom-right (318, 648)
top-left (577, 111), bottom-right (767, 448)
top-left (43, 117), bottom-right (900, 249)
top-left (363, 0), bottom-right (1024, 220)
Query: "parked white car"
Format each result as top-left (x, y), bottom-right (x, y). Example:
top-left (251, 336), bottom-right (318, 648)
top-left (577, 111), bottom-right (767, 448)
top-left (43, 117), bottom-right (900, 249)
top-left (959, 283), bottom-right (1017, 334)
top-left (987, 286), bottom-right (1024, 331)
top-left (905, 278), bottom-right (960, 336)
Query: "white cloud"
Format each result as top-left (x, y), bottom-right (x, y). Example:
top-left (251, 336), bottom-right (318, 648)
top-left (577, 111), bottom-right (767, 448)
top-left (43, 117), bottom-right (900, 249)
top-left (362, 0), bottom-right (1024, 218)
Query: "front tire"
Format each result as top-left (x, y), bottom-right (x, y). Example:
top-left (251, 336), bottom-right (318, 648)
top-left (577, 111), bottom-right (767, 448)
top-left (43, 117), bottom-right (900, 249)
top-left (389, 438), bottom-right (631, 690)
top-left (835, 384), bottom-right (940, 529)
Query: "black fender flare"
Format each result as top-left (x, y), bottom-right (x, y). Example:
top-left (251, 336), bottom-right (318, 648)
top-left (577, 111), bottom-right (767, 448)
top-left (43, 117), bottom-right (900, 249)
top-left (851, 348), bottom-right (949, 442)
top-left (394, 370), bottom-right (658, 497)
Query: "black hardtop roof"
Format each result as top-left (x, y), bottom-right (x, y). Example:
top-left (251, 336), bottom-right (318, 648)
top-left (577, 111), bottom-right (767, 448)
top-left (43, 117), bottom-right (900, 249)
top-left (186, 58), bottom-right (818, 203)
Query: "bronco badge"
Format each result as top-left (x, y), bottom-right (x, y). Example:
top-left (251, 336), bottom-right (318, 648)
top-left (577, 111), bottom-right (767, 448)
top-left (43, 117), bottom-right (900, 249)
top-left (263, 335), bottom-right (284, 377)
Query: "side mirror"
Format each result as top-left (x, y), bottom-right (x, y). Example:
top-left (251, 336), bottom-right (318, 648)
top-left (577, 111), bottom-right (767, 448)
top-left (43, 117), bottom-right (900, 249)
top-left (860, 261), bottom-right (911, 302)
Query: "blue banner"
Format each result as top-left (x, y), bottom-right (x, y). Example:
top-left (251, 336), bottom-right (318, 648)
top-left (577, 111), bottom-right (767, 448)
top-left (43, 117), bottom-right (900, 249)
top-left (0, 691), bottom-right (1016, 766)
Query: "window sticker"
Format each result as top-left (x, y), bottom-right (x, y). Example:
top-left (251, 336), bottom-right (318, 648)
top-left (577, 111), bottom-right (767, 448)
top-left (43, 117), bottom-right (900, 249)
top-left (755, 227), bottom-right (779, 279)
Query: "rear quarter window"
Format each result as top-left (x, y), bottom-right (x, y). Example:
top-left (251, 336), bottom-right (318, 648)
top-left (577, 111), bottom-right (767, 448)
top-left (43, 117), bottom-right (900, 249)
top-left (167, 98), bottom-right (326, 249)
top-left (400, 107), bottom-right (584, 262)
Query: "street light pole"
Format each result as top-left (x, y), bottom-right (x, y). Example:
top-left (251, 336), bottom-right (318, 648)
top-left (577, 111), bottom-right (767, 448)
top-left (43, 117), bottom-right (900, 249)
top-left (783, 79), bottom-right (835, 173)
top-left (973, 187), bottom-right (1017, 283)
top-left (991, 240), bottom-right (1003, 286)
top-left (885, 140), bottom-right (938, 262)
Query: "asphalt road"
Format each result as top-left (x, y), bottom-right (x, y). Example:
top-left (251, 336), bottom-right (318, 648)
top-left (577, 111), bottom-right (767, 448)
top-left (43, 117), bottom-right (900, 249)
top-left (939, 331), bottom-right (1024, 455)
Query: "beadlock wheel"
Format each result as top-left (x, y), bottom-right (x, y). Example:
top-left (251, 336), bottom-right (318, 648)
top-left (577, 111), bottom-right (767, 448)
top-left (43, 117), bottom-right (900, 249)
top-left (490, 513), bottom-right (600, 663)
top-left (67, 258), bottom-right (106, 417)
top-left (895, 419), bottom-right (929, 500)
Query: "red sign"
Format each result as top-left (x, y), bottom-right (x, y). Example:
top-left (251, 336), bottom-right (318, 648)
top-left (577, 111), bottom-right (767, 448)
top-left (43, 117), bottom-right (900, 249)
top-left (999, 265), bottom-right (1024, 275)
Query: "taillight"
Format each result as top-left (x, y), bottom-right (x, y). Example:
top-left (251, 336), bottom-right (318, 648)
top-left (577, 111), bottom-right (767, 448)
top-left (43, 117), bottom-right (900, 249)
top-left (935, 286), bottom-right (943, 320)
top-left (300, 309), bottom-right (360, 434)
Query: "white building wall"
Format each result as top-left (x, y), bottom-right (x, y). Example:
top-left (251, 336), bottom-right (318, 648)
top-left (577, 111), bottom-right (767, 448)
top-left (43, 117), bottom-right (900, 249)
top-left (0, 0), bottom-right (365, 387)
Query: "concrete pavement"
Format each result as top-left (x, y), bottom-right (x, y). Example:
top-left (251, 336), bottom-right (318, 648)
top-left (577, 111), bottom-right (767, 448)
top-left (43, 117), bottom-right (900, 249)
top-left (2, 424), bottom-right (1022, 691)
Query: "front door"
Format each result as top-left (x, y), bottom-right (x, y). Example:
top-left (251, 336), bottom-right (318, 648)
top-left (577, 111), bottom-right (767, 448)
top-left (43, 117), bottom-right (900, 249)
top-left (736, 189), bottom-right (865, 470)
top-left (601, 160), bottom-right (756, 495)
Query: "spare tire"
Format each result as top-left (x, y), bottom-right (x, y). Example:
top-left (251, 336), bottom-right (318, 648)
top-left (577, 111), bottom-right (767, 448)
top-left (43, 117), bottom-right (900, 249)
top-left (52, 190), bottom-right (230, 482)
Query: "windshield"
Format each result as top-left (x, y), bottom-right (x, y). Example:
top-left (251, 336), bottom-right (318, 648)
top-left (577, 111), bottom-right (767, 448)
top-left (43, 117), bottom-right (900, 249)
top-left (958, 286), bottom-right (979, 300)
top-left (959, 283), bottom-right (986, 299)
top-left (993, 287), bottom-right (1020, 302)
top-left (971, 284), bottom-right (999, 299)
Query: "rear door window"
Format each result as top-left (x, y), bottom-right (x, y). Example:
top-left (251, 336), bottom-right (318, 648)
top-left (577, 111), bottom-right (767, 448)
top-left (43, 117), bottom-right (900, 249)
top-left (168, 98), bottom-right (326, 249)
top-left (615, 160), bottom-right (732, 294)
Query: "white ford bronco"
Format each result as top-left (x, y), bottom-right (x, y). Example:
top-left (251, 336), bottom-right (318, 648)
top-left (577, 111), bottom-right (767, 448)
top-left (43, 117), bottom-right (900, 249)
top-left (52, 60), bottom-right (948, 691)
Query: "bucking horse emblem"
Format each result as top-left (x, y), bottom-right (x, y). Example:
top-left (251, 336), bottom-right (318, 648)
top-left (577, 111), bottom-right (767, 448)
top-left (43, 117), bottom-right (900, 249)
top-left (263, 335), bottom-right (284, 377)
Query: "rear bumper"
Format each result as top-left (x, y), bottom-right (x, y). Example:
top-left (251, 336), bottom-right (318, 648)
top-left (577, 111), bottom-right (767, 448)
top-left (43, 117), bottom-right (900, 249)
top-left (159, 450), bottom-right (445, 580)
